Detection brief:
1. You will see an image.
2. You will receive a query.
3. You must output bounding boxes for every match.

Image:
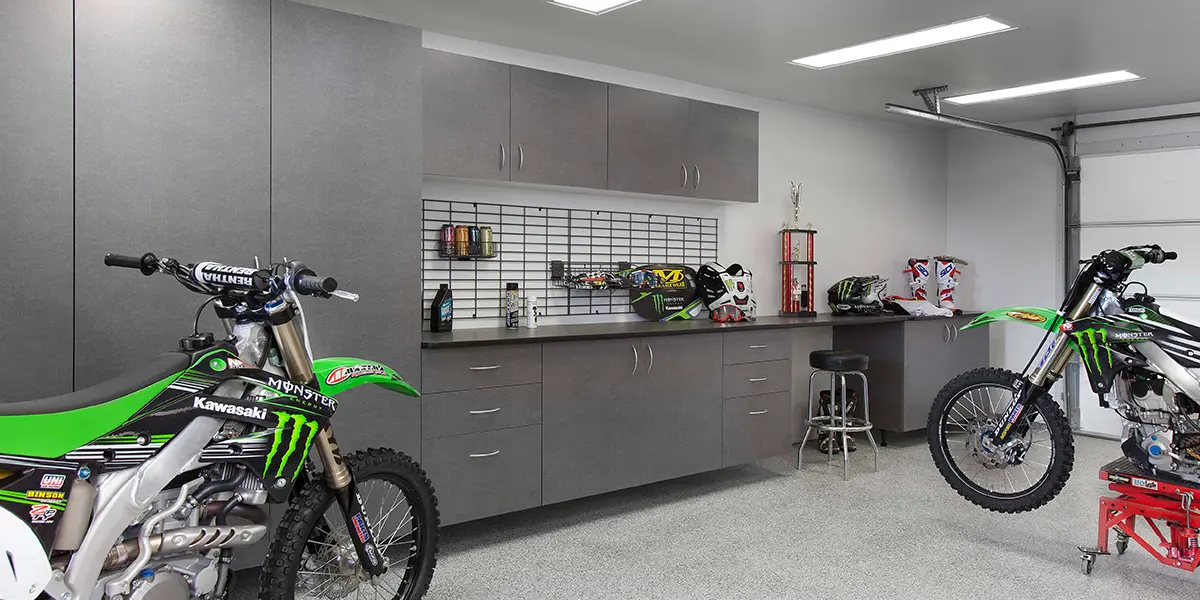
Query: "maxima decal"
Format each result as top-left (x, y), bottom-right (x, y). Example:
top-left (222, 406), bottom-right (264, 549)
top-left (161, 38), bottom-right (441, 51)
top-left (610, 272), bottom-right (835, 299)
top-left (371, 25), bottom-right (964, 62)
top-left (325, 364), bottom-right (387, 386)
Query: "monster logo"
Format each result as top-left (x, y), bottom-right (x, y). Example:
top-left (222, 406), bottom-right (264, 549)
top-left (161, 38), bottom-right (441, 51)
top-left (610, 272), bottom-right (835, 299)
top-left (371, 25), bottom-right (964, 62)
top-left (653, 293), bottom-right (665, 313)
top-left (837, 279), bottom-right (854, 300)
top-left (265, 412), bottom-right (321, 481)
top-left (1072, 328), bottom-right (1113, 371)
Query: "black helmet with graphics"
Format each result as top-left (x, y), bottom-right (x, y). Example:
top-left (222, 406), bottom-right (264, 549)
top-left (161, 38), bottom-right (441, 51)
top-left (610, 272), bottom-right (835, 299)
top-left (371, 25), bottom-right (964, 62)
top-left (827, 275), bottom-right (887, 316)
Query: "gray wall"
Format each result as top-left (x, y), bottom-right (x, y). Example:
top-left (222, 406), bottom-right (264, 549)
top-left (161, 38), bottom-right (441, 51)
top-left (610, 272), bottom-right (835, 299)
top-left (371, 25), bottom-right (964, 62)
top-left (0, 0), bottom-right (74, 401)
top-left (2, 0), bottom-right (423, 456)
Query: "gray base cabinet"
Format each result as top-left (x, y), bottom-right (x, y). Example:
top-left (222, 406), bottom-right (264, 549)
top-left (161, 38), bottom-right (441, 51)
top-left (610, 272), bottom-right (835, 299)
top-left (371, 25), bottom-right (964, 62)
top-left (834, 316), bottom-right (989, 433)
top-left (422, 425), bottom-right (542, 526)
top-left (723, 392), bottom-right (792, 466)
top-left (542, 334), bottom-right (722, 504)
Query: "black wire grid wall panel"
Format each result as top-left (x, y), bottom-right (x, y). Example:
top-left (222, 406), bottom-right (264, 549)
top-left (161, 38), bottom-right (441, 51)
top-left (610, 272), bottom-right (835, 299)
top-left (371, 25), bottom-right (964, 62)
top-left (422, 199), bottom-right (718, 322)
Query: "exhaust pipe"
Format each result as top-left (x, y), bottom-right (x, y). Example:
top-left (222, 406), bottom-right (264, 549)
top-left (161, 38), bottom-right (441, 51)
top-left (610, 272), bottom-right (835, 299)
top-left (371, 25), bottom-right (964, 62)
top-left (98, 524), bottom-right (268, 571)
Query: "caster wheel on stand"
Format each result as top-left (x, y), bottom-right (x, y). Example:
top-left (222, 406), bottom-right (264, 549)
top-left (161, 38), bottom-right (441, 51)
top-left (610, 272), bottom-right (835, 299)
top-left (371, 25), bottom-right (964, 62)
top-left (1082, 554), bottom-right (1096, 575)
top-left (1115, 533), bottom-right (1130, 556)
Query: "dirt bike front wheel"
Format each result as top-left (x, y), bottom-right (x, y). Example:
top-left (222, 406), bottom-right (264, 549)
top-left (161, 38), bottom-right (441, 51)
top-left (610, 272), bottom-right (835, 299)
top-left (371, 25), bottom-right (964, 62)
top-left (927, 367), bottom-right (1075, 513)
top-left (259, 448), bottom-right (440, 600)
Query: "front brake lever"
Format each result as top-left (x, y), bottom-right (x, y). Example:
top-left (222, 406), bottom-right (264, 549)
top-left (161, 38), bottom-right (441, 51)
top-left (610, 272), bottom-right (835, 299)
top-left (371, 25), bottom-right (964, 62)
top-left (332, 290), bottom-right (360, 302)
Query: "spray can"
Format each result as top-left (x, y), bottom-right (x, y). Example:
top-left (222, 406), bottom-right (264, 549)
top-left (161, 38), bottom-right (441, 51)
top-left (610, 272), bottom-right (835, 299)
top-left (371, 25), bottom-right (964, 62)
top-left (505, 283), bottom-right (520, 329)
top-left (527, 294), bottom-right (539, 329)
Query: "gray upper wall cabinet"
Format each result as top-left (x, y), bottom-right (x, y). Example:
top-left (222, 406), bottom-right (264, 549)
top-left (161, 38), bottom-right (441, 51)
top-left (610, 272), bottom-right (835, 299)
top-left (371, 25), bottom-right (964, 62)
top-left (423, 49), bottom-right (511, 181)
top-left (687, 100), bottom-right (759, 202)
top-left (423, 55), bottom-right (759, 202)
top-left (271, 2), bottom-right (423, 458)
top-left (606, 85), bottom-right (693, 197)
top-left (510, 67), bottom-right (608, 188)
top-left (74, 0), bottom-right (271, 387)
top-left (0, 0), bottom-right (74, 402)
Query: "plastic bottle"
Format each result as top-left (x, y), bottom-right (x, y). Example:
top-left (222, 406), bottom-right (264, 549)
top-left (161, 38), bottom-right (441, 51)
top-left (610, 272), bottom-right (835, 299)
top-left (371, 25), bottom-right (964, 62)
top-left (430, 284), bottom-right (453, 332)
top-left (505, 283), bottom-right (520, 329)
top-left (527, 294), bottom-right (539, 329)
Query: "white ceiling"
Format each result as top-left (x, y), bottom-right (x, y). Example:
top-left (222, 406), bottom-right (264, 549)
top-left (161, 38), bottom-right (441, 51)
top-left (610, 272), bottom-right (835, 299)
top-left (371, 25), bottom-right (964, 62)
top-left (308, 0), bottom-right (1200, 124)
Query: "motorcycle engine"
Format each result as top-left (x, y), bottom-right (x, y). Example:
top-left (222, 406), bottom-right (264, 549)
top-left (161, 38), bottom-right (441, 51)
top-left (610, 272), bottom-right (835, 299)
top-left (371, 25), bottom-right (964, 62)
top-left (1120, 372), bottom-right (1200, 482)
top-left (128, 570), bottom-right (190, 600)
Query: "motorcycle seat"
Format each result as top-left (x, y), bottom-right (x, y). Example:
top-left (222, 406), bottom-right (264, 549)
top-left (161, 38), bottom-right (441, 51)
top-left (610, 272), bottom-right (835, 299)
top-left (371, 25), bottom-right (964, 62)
top-left (0, 353), bottom-right (188, 417)
top-left (0, 353), bottom-right (190, 459)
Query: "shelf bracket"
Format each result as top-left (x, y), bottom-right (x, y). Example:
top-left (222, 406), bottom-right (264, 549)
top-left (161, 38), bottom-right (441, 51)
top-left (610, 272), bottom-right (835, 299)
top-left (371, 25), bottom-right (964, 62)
top-left (912, 85), bottom-right (949, 114)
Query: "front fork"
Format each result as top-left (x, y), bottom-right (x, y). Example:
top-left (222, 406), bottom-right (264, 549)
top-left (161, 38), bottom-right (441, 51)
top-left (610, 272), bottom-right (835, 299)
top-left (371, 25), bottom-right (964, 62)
top-left (993, 282), bottom-right (1100, 444)
top-left (271, 311), bottom-right (387, 576)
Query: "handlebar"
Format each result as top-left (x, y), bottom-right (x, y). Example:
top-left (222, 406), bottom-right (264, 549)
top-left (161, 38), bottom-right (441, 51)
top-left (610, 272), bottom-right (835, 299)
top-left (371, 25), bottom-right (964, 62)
top-left (104, 253), bottom-right (338, 298)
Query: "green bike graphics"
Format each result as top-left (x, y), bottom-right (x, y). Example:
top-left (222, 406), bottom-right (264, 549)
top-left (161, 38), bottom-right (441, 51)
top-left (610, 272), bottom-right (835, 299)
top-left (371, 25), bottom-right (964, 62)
top-left (1072, 328), bottom-right (1113, 371)
top-left (265, 412), bottom-right (320, 481)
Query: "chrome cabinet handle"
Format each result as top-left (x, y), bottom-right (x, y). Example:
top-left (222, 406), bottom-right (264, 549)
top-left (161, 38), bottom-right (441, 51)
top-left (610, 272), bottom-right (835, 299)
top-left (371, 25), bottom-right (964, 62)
top-left (469, 365), bottom-right (500, 371)
top-left (748, 409), bottom-right (768, 416)
top-left (647, 344), bottom-right (654, 374)
top-left (470, 450), bottom-right (500, 458)
top-left (680, 163), bottom-right (688, 188)
top-left (632, 345), bottom-right (639, 375)
top-left (942, 324), bottom-right (951, 344)
top-left (694, 164), bottom-right (700, 189)
top-left (749, 344), bottom-right (768, 349)
top-left (517, 143), bottom-right (524, 171)
top-left (469, 408), bottom-right (501, 415)
top-left (500, 142), bottom-right (507, 171)
top-left (750, 377), bottom-right (767, 383)
top-left (951, 326), bottom-right (959, 343)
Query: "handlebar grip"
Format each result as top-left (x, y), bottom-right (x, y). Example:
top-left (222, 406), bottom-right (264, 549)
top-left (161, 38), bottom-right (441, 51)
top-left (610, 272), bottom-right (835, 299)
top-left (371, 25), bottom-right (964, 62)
top-left (1164, 251), bottom-right (1178, 261)
top-left (294, 274), bottom-right (338, 297)
top-left (104, 253), bottom-right (157, 276)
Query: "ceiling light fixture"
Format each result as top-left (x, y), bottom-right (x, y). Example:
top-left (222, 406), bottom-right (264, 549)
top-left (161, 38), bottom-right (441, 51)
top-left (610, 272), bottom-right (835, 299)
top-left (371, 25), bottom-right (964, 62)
top-left (548, 0), bottom-right (645, 15)
top-left (791, 16), bottom-right (1014, 70)
top-left (943, 70), bottom-right (1142, 104)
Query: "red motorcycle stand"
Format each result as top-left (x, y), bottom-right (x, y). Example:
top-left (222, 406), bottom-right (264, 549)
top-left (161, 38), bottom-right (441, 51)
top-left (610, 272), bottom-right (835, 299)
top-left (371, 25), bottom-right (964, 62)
top-left (1080, 457), bottom-right (1200, 575)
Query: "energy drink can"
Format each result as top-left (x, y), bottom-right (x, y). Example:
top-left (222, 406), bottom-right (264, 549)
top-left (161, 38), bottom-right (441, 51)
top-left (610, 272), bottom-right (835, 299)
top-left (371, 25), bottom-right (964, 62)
top-left (439, 224), bottom-right (455, 257)
top-left (454, 225), bottom-right (469, 257)
top-left (479, 226), bottom-right (494, 257)
top-left (468, 226), bottom-right (481, 256)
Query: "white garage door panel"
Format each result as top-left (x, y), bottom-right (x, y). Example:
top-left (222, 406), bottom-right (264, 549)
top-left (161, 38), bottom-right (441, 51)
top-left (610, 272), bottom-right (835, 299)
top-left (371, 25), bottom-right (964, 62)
top-left (1078, 226), bottom-right (1200, 296)
top-left (1077, 150), bottom-right (1200, 437)
top-left (1080, 148), bottom-right (1200, 223)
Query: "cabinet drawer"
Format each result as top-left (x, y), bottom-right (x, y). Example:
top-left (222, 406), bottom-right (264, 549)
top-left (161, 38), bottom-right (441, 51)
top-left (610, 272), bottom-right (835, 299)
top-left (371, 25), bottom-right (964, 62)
top-left (421, 425), bottom-right (542, 525)
top-left (723, 392), bottom-right (792, 466)
top-left (422, 384), bottom-right (541, 439)
top-left (723, 330), bottom-right (792, 365)
top-left (723, 359), bottom-right (791, 398)
top-left (421, 345), bottom-right (542, 393)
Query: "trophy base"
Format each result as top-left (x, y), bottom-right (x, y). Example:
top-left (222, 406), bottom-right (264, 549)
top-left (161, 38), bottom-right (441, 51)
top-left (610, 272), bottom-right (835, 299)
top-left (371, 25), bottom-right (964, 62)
top-left (780, 310), bottom-right (817, 318)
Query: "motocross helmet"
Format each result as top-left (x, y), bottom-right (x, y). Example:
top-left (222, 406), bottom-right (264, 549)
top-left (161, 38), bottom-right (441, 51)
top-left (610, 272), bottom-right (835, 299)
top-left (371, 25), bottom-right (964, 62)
top-left (698, 262), bottom-right (756, 322)
top-left (827, 276), bottom-right (887, 316)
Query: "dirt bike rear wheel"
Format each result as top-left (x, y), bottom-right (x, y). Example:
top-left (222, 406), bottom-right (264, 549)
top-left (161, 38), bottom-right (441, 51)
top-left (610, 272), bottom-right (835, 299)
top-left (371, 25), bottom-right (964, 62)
top-left (927, 367), bottom-right (1074, 513)
top-left (259, 447), bottom-right (439, 600)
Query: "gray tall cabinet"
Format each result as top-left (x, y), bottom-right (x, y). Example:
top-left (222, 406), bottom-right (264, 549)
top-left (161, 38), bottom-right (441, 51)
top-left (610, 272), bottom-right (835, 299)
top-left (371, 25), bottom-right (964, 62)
top-left (2, 0), bottom-right (424, 462)
top-left (0, 0), bottom-right (74, 401)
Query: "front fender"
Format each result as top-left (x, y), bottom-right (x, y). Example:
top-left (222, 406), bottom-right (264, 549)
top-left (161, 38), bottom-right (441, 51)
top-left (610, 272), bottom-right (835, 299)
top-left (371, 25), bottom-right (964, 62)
top-left (313, 357), bottom-right (420, 397)
top-left (962, 307), bottom-right (1063, 332)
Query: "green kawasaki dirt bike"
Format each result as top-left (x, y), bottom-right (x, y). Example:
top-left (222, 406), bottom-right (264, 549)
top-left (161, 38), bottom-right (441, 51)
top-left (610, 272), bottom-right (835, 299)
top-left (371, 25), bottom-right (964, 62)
top-left (0, 253), bottom-right (438, 600)
top-left (927, 244), bottom-right (1200, 513)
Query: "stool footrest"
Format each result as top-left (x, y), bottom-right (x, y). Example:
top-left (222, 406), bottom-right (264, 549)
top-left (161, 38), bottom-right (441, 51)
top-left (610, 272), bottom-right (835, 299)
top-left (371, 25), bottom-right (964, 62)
top-left (807, 416), bottom-right (873, 433)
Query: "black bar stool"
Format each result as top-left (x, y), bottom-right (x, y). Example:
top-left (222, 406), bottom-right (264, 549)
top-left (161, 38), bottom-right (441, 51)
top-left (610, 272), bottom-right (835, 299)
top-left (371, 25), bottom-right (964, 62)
top-left (797, 350), bottom-right (880, 480)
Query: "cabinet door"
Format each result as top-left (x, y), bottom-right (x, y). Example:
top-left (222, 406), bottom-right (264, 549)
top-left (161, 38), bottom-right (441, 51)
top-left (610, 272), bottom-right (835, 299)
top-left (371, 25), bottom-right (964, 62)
top-left (640, 334), bottom-right (723, 481)
top-left (542, 338), bottom-right (645, 504)
top-left (607, 85), bottom-right (691, 197)
top-left (510, 67), bottom-right (607, 188)
top-left (949, 316), bottom-right (990, 375)
top-left (423, 49), bottom-right (510, 180)
top-left (902, 320), bottom-right (955, 432)
top-left (688, 100), bottom-right (759, 202)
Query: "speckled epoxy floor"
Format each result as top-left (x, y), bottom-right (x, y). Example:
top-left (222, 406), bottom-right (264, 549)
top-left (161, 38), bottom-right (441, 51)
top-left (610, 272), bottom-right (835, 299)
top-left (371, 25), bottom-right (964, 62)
top-left (235, 434), bottom-right (1195, 599)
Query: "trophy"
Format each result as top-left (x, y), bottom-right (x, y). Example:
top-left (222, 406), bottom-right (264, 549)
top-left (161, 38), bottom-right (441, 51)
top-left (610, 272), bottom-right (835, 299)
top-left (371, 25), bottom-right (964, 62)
top-left (789, 181), bottom-right (803, 229)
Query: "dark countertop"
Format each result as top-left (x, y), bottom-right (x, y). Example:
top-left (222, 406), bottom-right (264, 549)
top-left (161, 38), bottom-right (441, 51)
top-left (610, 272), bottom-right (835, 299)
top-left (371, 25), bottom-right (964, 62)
top-left (422, 312), bottom-right (982, 349)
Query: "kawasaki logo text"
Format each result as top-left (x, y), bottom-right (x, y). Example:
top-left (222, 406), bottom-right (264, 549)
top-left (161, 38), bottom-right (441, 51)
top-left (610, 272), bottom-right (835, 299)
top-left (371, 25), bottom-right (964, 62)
top-left (193, 397), bottom-right (268, 421)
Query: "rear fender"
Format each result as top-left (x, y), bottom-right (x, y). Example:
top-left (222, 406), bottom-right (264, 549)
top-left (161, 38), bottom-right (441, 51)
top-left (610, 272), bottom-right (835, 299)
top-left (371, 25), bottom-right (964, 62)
top-left (0, 508), bottom-right (52, 600)
top-left (313, 358), bottom-right (420, 397)
top-left (962, 307), bottom-right (1063, 332)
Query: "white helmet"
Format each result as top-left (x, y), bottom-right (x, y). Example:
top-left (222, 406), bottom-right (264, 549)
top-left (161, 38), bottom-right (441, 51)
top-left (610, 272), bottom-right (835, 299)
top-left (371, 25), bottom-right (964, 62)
top-left (698, 262), bottom-right (756, 322)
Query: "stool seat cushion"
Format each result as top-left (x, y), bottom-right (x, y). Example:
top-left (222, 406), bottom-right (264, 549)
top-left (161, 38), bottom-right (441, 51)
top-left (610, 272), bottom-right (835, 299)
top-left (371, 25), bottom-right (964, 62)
top-left (810, 350), bottom-right (869, 372)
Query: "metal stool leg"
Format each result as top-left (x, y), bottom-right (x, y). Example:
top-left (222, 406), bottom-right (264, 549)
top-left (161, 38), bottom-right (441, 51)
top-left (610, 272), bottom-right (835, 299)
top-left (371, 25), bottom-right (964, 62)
top-left (839, 373), bottom-right (849, 481)
top-left (856, 371), bottom-right (879, 473)
top-left (827, 371), bottom-right (835, 467)
top-left (797, 371), bottom-right (820, 469)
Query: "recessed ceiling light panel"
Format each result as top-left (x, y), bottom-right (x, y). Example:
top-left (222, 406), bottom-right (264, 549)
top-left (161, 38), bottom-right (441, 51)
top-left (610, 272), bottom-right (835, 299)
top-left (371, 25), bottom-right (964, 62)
top-left (548, 0), bottom-right (645, 15)
top-left (943, 70), bottom-right (1142, 104)
top-left (791, 16), bottom-right (1014, 69)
